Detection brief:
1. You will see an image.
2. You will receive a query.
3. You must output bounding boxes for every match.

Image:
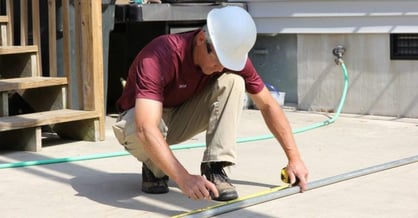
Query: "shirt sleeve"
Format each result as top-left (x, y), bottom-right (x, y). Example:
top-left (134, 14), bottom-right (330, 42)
top-left (134, 40), bottom-right (176, 103)
top-left (240, 58), bottom-right (265, 94)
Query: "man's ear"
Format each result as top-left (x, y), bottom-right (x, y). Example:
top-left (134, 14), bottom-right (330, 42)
top-left (196, 30), bottom-right (206, 46)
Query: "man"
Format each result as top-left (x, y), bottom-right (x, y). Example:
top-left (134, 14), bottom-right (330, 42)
top-left (112, 6), bottom-right (308, 201)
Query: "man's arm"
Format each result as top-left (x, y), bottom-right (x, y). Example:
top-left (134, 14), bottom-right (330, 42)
top-left (250, 87), bottom-right (309, 192)
top-left (134, 98), bottom-right (218, 200)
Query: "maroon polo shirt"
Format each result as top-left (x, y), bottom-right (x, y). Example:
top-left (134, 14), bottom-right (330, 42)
top-left (116, 30), bottom-right (264, 112)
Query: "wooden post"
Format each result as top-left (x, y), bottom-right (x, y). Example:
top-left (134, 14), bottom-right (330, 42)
top-left (6, 0), bottom-right (13, 45)
top-left (20, 0), bottom-right (27, 45)
top-left (62, 0), bottom-right (72, 107)
top-left (0, 92), bottom-right (8, 116)
top-left (48, 0), bottom-right (57, 77)
top-left (78, 0), bottom-right (105, 140)
top-left (74, 0), bottom-right (83, 109)
top-left (31, 0), bottom-right (42, 75)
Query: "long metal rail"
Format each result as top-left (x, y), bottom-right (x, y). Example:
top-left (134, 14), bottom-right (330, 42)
top-left (174, 154), bottom-right (418, 217)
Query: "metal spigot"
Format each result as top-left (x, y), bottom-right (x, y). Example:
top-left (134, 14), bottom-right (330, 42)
top-left (333, 45), bottom-right (346, 65)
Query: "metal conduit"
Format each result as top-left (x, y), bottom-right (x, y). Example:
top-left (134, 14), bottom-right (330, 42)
top-left (174, 154), bottom-right (418, 218)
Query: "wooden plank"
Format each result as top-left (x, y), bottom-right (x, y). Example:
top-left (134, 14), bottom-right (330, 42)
top-left (0, 50), bottom-right (36, 78)
top-left (0, 13), bottom-right (8, 46)
top-left (0, 127), bottom-right (42, 151)
top-left (75, 1), bottom-right (109, 144)
top-left (6, 0), bottom-right (13, 45)
top-left (0, 45), bottom-right (38, 55)
top-left (20, 0), bottom-right (28, 45)
top-left (53, 118), bottom-right (99, 141)
top-left (48, 0), bottom-right (57, 77)
top-left (31, 0), bottom-right (42, 75)
top-left (19, 85), bottom-right (66, 112)
top-left (74, 0), bottom-right (83, 109)
top-left (30, 53), bottom-right (37, 76)
top-left (0, 109), bottom-right (99, 131)
top-left (116, 0), bottom-right (130, 4)
top-left (88, 0), bottom-right (105, 140)
top-left (0, 16), bottom-right (8, 22)
top-left (62, 0), bottom-right (72, 107)
top-left (0, 92), bottom-right (8, 116)
top-left (0, 77), bottom-right (67, 92)
top-left (1, 24), bottom-right (6, 46)
top-left (61, 86), bottom-right (67, 109)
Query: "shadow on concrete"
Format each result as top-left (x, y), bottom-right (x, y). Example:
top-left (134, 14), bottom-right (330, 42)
top-left (1, 147), bottom-right (280, 217)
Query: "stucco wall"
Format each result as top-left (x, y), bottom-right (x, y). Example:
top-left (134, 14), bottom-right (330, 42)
top-left (298, 34), bottom-right (418, 118)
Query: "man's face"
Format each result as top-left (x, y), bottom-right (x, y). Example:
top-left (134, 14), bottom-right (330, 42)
top-left (200, 40), bottom-right (224, 75)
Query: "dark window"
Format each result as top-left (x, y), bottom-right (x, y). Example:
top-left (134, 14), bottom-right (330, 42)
top-left (390, 34), bottom-right (418, 60)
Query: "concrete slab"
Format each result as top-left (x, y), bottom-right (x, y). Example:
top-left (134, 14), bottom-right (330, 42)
top-left (1, 109), bottom-right (417, 218)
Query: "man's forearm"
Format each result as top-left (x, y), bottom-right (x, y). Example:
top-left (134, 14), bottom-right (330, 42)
top-left (136, 126), bottom-right (189, 182)
top-left (260, 105), bottom-right (301, 161)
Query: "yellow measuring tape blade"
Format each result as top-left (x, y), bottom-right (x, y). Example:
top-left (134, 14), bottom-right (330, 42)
top-left (172, 185), bottom-right (290, 218)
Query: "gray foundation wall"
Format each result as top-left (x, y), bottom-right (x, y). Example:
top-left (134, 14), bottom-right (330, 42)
top-left (249, 34), bottom-right (298, 104)
top-left (297, 34), bottom-right (418, 118)
top-left (235, 0), bottom-right (418, 118)
top-left (249, 33), bottom-right (418, 118)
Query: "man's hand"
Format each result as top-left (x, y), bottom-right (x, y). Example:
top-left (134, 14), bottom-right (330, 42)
top-left (177, 174), bottom-right (219, 200)
top-left (286, 160), bottom-right (309, 192)
top-left (251, 89), bottom-right (309, 192)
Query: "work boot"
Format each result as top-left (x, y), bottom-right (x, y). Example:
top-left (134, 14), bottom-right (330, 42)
top-left (201, 162), bottom-right (238, 201)
top-left (141, 164), bottom-right (169, 194)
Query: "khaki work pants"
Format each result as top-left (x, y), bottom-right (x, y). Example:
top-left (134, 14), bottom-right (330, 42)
top-left (112, 73), bottom-right (245, 177)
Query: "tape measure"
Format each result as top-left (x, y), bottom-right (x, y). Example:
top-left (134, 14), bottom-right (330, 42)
top-left (281, 167), bottom-right (300, 185)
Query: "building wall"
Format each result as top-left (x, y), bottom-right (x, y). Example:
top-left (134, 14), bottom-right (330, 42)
top-left (298, 34), bottom-right (418, 118)
top-left (231, 0), bottom-right (418, 118)
top-left (230, 0), bottom-right (418, 34)
top-left (249, 34), bottom-right (298, 104)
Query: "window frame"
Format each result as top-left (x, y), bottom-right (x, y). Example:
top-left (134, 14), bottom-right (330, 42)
top-left (390, 34), bottom-right (418, 60)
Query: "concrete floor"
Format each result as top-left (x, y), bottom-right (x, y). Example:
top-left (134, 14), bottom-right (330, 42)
top-left (1, 109), bottom-right (417, 218)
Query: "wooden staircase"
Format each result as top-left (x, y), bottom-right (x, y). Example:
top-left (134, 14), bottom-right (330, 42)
top-left (0, 0), bottom-right (105, 151)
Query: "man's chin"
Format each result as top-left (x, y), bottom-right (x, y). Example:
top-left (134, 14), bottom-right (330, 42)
top-left (201, 70), bottom-right (213, 75)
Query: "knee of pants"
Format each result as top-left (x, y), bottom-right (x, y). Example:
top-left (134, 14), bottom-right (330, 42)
top-left (124, 132), bottom-right (148, 162)
top-left (218, 73), bottom-right (245, 93)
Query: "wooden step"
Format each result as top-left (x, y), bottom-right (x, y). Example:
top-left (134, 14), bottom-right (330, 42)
top-left (0, 16), bottom-right (8, 23)
top-left (0, 77), bottom-right (68, 116)
top-left (0, 109), bottom-right (99, 131)
top-left (0, 109), bottom-right (100, 151)
top-left (0, 77), bottom-right (67, 92)
top-left (0, 45), bottom-right (39, 77)
top-left (0, 16), bottom-right (8, 46)
top-left (0, 45), bottom-right (38, 55)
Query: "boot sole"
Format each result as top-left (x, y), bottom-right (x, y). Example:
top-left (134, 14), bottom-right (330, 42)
top-left (212, 190), bottom-right (238, 201)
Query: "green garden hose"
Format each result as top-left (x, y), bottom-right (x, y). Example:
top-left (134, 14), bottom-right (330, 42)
top-left (0, 57), bottom-right (349, 170)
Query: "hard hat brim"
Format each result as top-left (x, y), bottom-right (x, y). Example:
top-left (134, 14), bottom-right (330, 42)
top-left (215, 48), bottom-right (248, 71)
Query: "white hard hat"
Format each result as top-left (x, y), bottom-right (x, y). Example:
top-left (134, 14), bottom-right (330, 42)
top-left (206, 6), bottom-right (257, 71)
